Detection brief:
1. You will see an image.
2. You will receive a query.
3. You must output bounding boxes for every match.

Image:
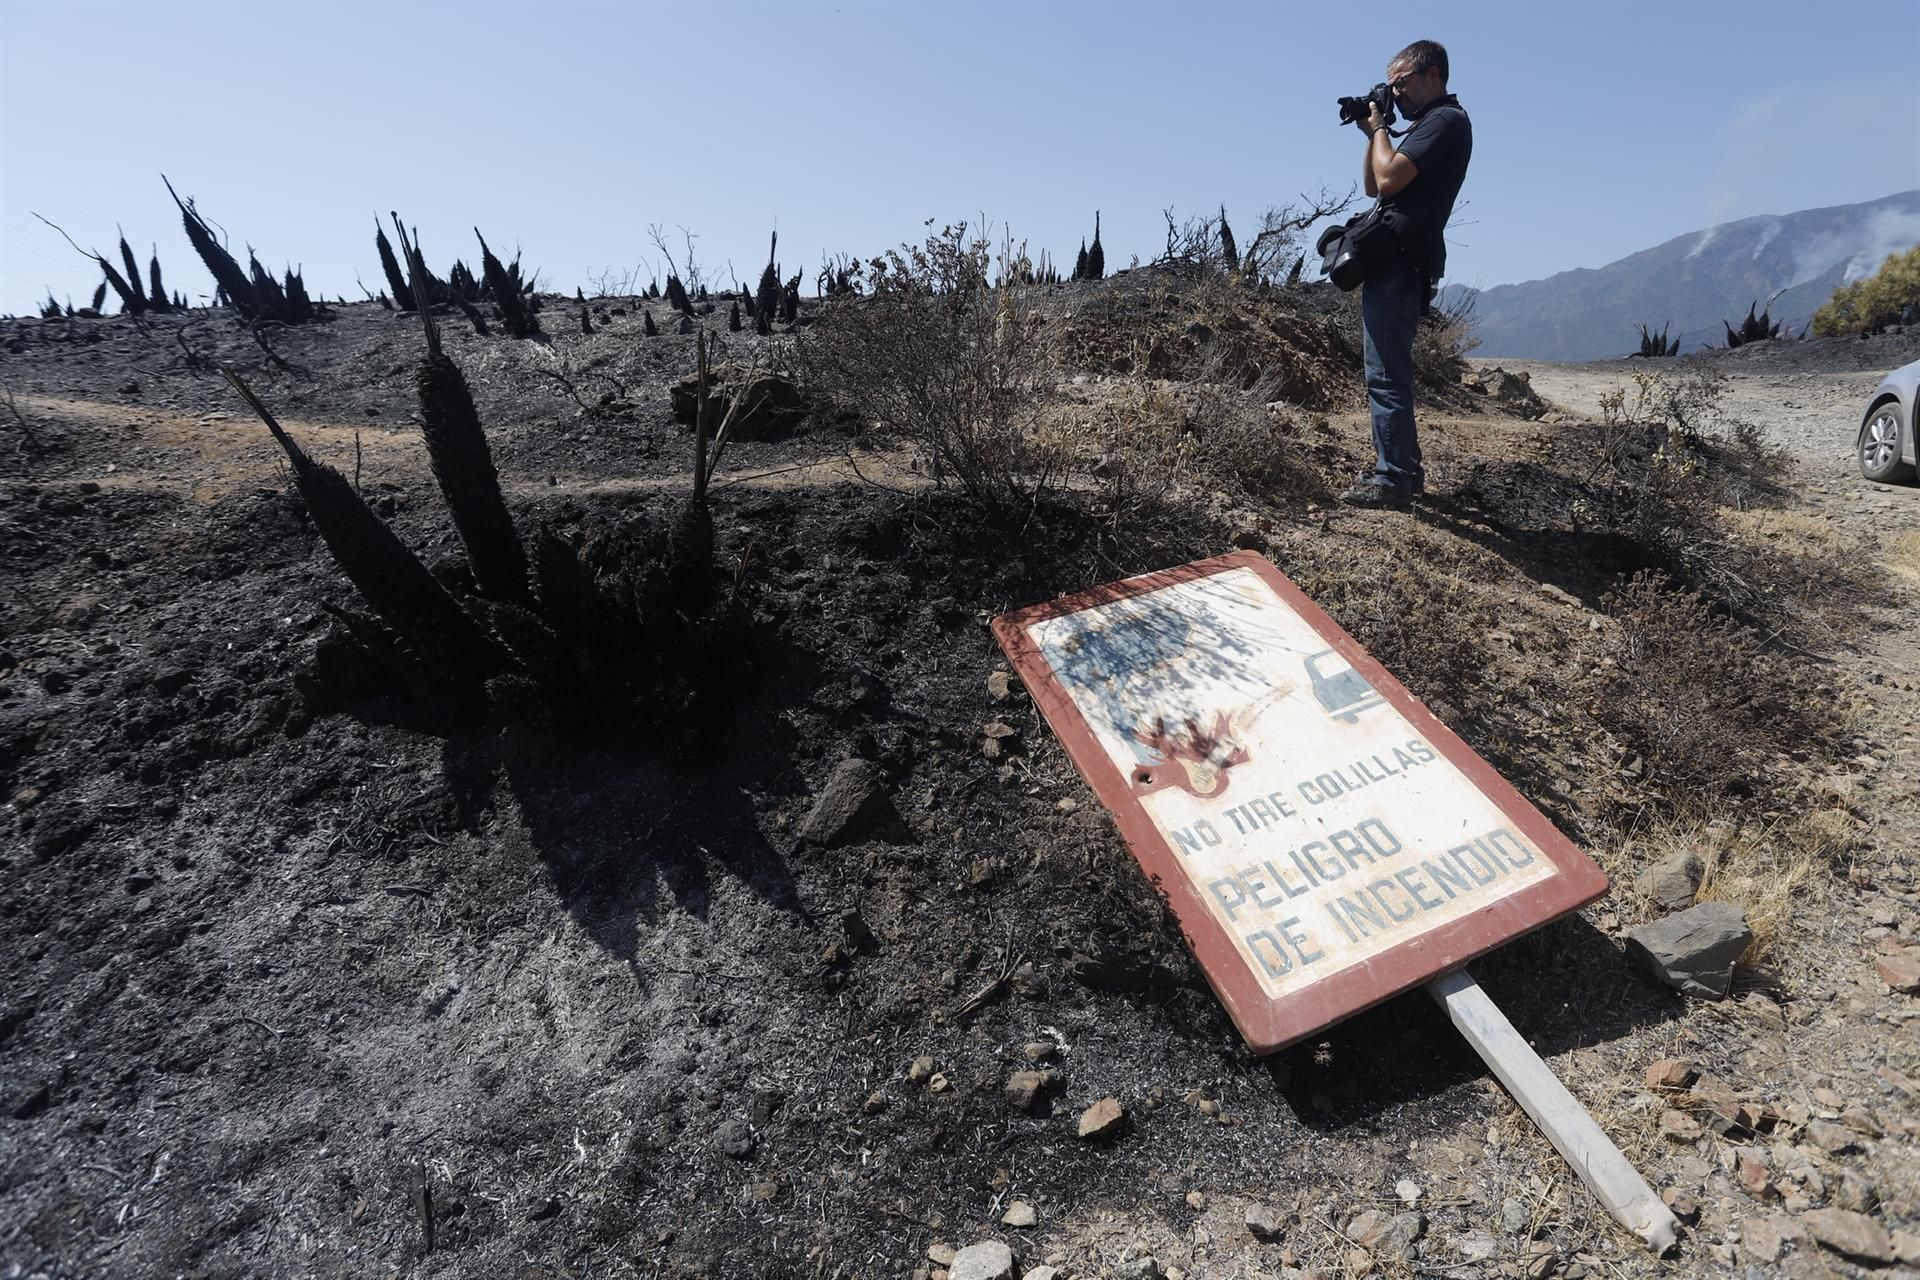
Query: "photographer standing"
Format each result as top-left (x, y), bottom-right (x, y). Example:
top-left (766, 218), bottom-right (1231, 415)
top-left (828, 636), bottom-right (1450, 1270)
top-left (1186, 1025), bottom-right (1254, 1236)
top-left (1339, 40), bottom-right (1472, 509)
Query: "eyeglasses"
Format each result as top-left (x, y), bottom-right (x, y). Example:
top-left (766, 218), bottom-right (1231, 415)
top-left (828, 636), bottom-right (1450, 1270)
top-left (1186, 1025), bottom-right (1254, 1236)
top-left (1388, 70), bottom-right (1422, 92)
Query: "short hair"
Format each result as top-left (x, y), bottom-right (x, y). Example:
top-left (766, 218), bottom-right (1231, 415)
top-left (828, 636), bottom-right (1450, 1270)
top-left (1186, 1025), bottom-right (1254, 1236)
top-left (1391, 40), bottom-right (1449, 84)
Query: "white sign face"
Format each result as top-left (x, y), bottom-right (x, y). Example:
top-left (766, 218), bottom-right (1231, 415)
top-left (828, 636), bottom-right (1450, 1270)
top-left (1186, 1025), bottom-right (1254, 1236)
top-left (996, 552), bottom-right (1606, 1051)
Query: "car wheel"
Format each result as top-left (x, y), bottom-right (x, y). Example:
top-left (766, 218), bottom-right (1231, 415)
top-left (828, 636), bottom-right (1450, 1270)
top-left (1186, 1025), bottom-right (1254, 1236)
top-left (1859, 399), bottom-right (1916, 483)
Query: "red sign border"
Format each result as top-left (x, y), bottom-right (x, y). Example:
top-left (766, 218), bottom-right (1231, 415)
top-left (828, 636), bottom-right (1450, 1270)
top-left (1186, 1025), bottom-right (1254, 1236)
top-left (992, 549), bottom-right (1609, 1053)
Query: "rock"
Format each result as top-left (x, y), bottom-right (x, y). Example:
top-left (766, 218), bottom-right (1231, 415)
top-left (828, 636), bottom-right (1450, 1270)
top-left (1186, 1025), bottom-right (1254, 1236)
top-left (1891, 1230), bottom-right (1920, 1266)
top-left (862, 1090), bottom-right (887, 1115)
top-left (1624, 901), bottom-right (1753, 999)
top-left (928, 1242), bottom-right (957, 1266)
top-left (1349, 1210), bottom-right (1424, 1260)
top-left (1835, 1172), bottom-right (1878, 1213)
top-left (1001, 1200), bottom-right (1037, 1228)
top-left (1658, 1110), bottom-right (1703, 1141)
top-left (978, 720), bottom-right (1020, 760)
top-left (1455, 1230), bottom-right (1500, 1262)
top-left (1661, 1188), bottom-right (1699, 1222)
top-left (1645, 1058), bottom-right (1696, 1090)
top-left (748, 1088), bottom-right (786, 1126)
top-left (1874, 952), bottom-right (1920, 992)
top-left (948, 1241), bottom-right (1016, 1280)
top-left (1077, 1096), bottom-right (1125, 1139)
top-left (1247, 1203), bottom-right (1287, 1241)
top-left (668, 363), bottom-right (806, 440)
top-left (1737, 1216), bottom-right (1794, 1264)
top-left (1395, 1180), bottom-right (1422, 1205)
top-left (1634, 852), bottom-right (1704, 910)
top-left (907, 1055), bottom-right (936, 1083)
top-left (1802, 1207), bottom-right (1894, 1263)
top-left (1501, 1198), bottom-right (1529, 1235)
top-left (1736, 1153), bottom-right (1771, 1198)
top-left (713, 1118), bottom-right (754, 1159)
top-left (1802, 1120), bottom-right (1862, 1154)
top-left (1004, 1070), bottom-right (1058, 1113)
top-left (1024, 1270), bottom-right (1060, 1280)
top-left (1840, 1105), bottom-right (1883, 1136)
top-left (1114, 1256), bottom-right (1163, 1280)
top-left (1021, 1040), bottom-right (1057, 1062)
top-left (986, 670), bottom-right (1014, 702)
top-left (797, 758), bottom-right (901, 847)
top-left (1740, 992), bottom-right (1787, 1029)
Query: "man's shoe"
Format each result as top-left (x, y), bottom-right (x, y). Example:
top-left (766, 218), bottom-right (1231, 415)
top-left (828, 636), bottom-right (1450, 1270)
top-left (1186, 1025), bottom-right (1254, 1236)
top-left (1337, 479), bottom-right (1413, 510)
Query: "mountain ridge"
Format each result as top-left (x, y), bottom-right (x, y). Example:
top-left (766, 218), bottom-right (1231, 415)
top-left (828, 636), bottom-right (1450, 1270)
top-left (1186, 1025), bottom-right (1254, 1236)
top-left (1445, 190), bottom-right (1920, 360)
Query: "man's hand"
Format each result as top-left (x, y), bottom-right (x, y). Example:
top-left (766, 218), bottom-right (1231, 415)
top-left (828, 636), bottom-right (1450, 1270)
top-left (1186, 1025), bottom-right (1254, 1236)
top-left (1365, 101), bottom-right (1387, 135)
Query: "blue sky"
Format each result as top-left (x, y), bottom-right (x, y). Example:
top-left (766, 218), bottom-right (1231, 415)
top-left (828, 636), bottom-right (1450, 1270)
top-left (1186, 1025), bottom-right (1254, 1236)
top-left (2, 0), bottom-right (1915, 315)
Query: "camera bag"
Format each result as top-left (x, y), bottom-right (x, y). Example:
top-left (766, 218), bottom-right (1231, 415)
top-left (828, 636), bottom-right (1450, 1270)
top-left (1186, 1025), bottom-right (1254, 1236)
top-left (1317, 204), bottom-right (1404, 292)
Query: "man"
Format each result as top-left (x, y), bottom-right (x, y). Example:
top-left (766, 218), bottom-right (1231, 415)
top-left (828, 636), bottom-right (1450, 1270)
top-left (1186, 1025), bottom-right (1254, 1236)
top-left (1338, 40), bottom-right (1473, 509)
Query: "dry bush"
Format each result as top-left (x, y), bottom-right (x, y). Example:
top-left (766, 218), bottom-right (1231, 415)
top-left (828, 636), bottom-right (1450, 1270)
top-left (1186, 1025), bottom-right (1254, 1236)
top-left (1571, 361), bottom-right (1818, 622)
top-left (1890, 528), bottom-right (1920, 585)
top-left (1594, 573), bottom-right (1846, 807)
top-left (1292, 536), bottom-right (1504, 725)
top-left (1057, 380), bottom-right (1322, 529)
top-left (796, 223), bottom-right (1062, 524)
top-left (1412, 285), bottom-right (1481, 389)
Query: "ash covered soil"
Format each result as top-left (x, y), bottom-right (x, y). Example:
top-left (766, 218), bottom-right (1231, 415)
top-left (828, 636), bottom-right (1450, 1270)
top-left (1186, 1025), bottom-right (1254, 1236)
top-left (2, 288), bottom-right (1919, 1280)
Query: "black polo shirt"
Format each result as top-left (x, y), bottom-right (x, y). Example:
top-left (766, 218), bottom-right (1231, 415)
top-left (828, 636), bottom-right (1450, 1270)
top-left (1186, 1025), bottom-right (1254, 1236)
top-left (1380, 94), bottom-right (1472, 280)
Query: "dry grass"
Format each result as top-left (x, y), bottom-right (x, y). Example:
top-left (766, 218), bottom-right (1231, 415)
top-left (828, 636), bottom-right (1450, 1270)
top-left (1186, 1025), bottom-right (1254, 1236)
top-left (1597, 806), bottom-right (1856, 971)
top-left (1889, 527), bottom-right (1920, 585)
top-left (1050, 268), bottom-right (1359, 410)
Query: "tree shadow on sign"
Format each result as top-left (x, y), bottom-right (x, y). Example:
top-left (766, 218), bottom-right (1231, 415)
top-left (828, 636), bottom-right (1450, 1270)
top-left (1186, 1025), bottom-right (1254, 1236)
top-left (1265, 912), bottom-right (1682, 1132)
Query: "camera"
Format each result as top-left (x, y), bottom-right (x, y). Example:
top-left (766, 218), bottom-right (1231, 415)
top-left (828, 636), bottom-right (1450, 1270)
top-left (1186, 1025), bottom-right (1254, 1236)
top-left (1337, 83), bottom-right (1396, 130)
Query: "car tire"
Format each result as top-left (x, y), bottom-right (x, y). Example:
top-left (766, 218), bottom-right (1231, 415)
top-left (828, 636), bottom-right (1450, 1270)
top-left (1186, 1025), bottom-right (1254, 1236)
top-left (1859, 398), bottom-right (1916, 483)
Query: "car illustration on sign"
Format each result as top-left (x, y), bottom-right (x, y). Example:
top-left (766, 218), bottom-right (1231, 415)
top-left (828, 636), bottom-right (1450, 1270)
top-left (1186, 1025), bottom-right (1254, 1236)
top-left (1305, 649), bottom-right (1385, 724)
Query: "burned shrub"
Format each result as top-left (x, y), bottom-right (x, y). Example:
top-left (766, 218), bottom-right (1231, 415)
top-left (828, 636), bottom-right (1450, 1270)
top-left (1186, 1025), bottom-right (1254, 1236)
top-left (1596, 573), bottom-right (1842, 805)
top-left (1412, 286), bottom-right (1480, 390)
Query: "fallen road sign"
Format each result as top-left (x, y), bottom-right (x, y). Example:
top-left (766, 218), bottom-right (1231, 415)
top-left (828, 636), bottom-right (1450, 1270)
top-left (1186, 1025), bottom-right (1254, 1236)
top-left (994, 550), bottom-right (1677, 1251)
top-left (992, 549), bottom-right (1610, 1054)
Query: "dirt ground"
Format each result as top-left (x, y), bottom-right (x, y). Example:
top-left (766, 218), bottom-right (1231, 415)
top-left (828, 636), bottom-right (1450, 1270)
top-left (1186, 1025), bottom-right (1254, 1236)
top-left (2, 291), bottom-right (1918, 1280)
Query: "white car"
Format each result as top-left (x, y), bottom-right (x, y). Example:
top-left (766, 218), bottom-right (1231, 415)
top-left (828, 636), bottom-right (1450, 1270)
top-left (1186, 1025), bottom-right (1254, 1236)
top-left (1859, 358), bottom-right (1919, 484)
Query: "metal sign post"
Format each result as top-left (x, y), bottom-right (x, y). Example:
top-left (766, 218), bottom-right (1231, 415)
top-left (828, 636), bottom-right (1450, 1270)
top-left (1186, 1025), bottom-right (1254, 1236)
top-left (994, 551), bottom-right (1676, 1252)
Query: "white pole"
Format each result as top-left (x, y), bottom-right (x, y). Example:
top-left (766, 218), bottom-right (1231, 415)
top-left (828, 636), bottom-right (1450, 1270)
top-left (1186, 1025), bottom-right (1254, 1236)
top-left (1426, 968), bottom-right (1679, 1254)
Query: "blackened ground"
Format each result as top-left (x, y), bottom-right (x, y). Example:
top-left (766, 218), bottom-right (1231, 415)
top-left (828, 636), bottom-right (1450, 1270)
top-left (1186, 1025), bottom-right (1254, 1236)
top-left (1, 297), bottom-right (1916, 1279)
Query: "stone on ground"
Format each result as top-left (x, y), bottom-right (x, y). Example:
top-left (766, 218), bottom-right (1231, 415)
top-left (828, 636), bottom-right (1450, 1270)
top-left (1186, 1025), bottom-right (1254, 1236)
top-left (797, 758), bottom-right (900, 847)
top-left (1802, 1208), bottom-right (1894, 1263)
top-left (1624, 901), bottom-right (1753, 999)
top-left (948, 1240), bottom-right (1016, 1280)
top-left (1634, 851), bottom-right (1704, 910)
top-left (1077, 1096), bottom-right (1125, 1139)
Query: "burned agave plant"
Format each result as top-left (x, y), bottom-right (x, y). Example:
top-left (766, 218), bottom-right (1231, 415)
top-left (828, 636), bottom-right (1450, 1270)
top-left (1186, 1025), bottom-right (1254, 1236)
top-left (225, 224), bottom-right (738, 735)
top-left (164, 176), bottom-right (322, 324)
top-left (475, 228), bottom-right (538, 338)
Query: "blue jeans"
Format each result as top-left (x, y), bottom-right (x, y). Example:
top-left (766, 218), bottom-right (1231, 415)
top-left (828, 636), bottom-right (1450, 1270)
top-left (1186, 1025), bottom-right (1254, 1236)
top-left (1361, 261), bottom-right (1424, 493)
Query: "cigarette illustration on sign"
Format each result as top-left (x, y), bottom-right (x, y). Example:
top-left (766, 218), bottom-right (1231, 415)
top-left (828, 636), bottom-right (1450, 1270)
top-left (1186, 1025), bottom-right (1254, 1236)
top-left (995, 551), bottom-right (1608, 1053)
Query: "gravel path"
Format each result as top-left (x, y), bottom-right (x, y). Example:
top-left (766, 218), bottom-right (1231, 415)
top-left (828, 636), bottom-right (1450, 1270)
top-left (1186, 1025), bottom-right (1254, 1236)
top-left (1472, 330), bottom-right (1920, 467)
